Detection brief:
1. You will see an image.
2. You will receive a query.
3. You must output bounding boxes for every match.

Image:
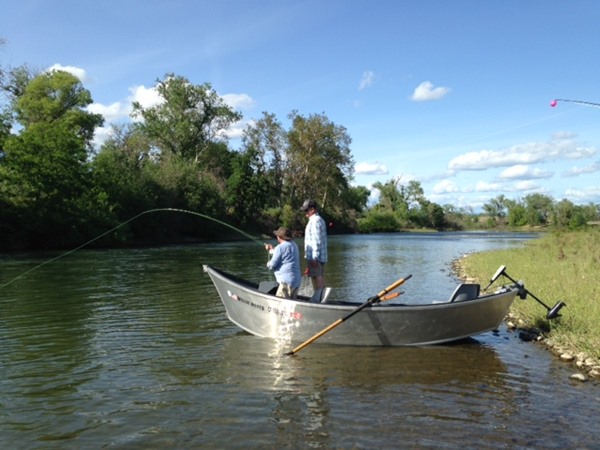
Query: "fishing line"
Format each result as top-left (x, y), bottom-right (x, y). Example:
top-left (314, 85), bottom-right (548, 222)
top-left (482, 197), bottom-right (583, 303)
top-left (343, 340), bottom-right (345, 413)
top-left (551, 98), bottom-right (600, 109)
top-left (0, 208), bottom-right (266, 289)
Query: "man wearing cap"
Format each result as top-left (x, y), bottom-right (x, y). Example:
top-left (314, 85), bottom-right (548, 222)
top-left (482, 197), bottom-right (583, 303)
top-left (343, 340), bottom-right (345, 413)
top-left (299, 199), bottom-right (328, 301)
top-left (265, 227), bottom-right (301, 299)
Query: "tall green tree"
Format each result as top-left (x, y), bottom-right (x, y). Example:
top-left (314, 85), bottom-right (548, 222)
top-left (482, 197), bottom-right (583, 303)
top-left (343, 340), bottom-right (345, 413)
top-left (240, 112), bottom-right (286, 208)
top-left (523, 193), bottom-right (554, 226)
top-left (286, 111), bottom-right (354, 210)
top-left (91, 124), bottom-right (155, 216)
top-left (483, 194), bottom-right (508, 225)
top-left (372, 178), bottom-right (408, 217)
top-left (507, 200), bottom-right (528, 227)
top-left (226, 146), bottom-right (270, 225)
top-left (131, 74), bottom-right (242, 164)
top-left (0, 70), bottom-right (103, 248)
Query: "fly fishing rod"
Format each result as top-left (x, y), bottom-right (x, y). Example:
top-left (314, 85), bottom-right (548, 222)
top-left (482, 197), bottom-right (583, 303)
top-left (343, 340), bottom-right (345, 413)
top-left (0, 208), bottom-right (266, 289)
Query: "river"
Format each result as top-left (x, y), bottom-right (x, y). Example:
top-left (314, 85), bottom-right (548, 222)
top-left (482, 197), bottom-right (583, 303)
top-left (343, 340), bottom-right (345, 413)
top-left (1, 232), bottom-right (598, 449)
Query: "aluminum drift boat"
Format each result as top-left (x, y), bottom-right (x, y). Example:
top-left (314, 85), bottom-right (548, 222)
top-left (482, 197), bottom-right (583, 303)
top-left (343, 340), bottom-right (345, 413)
top-left (203, 264), bottom-right (520, 346)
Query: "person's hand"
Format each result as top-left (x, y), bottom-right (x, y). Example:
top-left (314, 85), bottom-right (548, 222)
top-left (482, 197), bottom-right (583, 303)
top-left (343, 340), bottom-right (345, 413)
top-left (303, 266), bottom-right (309, 276)
top-left (265, 243), bottom-right (273, 251)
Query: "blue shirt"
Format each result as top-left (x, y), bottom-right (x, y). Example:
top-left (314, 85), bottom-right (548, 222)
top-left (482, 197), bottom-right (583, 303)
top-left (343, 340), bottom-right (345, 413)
top-left (304, 213), bottom-right (328, 263)
top-left (267, 240), bottom-right (301, 288)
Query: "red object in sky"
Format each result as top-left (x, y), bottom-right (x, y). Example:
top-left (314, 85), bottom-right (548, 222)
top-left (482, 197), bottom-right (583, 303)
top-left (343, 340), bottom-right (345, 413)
top-left (550, 99), bottom-right (558, 107)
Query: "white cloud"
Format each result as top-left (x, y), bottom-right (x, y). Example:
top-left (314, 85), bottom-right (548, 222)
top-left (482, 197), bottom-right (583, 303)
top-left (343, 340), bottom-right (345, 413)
top-left (514, 180), bottom-right (543, 191)
top-left (46, 63), bottom-right (88, 82)
top-left (475, 181), bottom-right (503, 192)
top-left (359, 71), bottom-right (375, 91)
top-left (355, 161), bottom-right (389, 175)
top-left (366, 184), bottom-right (380, 206)
top-left (91, 126), bottom-right (115, 149)
top-left (87, 101), bottom-right (129, 122)
top-left (411, 81), bottom-right (450, 101)
top-left (564, 186), bottom-right (600, 203)
top-left (562, 160), bottom-right (600, 177)
top-left (129, 84), bottom-right (163, 109)
top-left (218, 119), bottom-right (248, 140)
top-left (432, 179), bottom-right (460, 194)
top-left (448, 135), bottom-right (598, 171)
top-left (499, 165), bottom-right (553, 180)
top-left (221, 93), bottom-right (254, 110)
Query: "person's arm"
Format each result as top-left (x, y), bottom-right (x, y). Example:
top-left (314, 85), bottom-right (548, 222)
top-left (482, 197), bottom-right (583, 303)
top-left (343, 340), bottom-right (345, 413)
top-left (267, 245), bottom-right (282, 270)
top-left (310, 217), bottom-right (327, 262)
top-left (305, 218), bottom-right (316, 260)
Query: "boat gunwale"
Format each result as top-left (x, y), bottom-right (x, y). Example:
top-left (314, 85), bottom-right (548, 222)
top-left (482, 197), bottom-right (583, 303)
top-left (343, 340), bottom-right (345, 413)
top-left (202, 264), bottom-right (516, 312)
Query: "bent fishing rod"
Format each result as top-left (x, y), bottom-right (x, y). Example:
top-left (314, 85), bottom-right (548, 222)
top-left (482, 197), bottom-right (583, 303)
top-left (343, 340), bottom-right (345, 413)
top-left (0, 208), bottom-right (266, 289)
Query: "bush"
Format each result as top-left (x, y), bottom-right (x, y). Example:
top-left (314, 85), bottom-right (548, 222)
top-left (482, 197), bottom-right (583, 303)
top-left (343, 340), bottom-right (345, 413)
top-left (357, 210), bottom-right (402, 233)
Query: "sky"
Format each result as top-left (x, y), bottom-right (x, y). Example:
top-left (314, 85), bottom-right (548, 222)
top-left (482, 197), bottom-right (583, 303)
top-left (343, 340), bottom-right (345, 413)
top-left (2, 0), bottom-right (600, 211)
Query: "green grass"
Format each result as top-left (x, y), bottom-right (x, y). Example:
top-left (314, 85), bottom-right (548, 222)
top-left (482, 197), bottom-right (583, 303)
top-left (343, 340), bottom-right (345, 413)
top-left (459, 228), bottom-right (600, 363)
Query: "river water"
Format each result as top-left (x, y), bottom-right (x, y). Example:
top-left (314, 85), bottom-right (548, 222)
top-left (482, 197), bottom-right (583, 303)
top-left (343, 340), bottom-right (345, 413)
top-left (1, 232), bottom-right (599, 449)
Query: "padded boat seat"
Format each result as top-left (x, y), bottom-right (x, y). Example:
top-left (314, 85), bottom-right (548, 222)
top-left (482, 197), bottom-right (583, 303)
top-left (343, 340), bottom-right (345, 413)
top-left (449, 283), bottom-right (480, 302)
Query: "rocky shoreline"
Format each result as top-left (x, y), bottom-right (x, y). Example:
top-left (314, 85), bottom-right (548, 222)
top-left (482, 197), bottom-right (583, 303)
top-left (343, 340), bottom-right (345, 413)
top-left (451, 258), bottom-right (599, 382)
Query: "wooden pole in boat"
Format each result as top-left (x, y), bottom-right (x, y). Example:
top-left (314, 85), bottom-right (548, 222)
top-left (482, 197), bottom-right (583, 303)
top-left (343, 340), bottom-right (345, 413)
top-left (285, 274), bottom-right (412, 356)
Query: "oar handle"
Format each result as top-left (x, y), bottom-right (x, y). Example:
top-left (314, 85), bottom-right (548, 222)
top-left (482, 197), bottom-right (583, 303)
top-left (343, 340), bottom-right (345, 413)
top-left (375, 274), bottom-right (412, 300)
top-left (380, 292), bottom-right (401, 302)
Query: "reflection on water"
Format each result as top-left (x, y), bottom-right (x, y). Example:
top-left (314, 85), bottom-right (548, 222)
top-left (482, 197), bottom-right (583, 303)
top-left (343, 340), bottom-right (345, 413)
top-left (213, 337), bottom-right (518, 448)
top-left (1, 233), bottom-right (599, 448)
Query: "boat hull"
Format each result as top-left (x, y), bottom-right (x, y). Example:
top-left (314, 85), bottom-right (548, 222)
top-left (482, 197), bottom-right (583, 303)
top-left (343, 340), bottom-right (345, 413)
top-left (203, 265), bottom-right (518, 346)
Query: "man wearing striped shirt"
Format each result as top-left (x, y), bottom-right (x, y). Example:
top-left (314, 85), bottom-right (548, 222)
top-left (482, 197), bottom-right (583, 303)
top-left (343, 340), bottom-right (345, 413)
top-left (300, 199), bottom-right (328, 302)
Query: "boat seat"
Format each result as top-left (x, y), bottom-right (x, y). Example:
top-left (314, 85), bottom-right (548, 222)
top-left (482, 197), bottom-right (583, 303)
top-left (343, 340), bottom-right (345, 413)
top-left (259, 281), bottom-right (332, 303)
top-left (258, 281), bottom-right (279, 295)
top-left (309, 287), bottom-right (333, 303)
top-left (449, 283), bottom-right (480, 302)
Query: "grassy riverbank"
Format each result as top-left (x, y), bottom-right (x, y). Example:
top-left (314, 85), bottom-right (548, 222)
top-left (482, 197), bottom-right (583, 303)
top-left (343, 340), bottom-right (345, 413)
top-left (456, 228), bottom-right (600, 374)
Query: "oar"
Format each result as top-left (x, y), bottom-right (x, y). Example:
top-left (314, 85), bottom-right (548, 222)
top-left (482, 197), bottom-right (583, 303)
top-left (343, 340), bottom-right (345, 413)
top-left (285, 274), bottom-right (412, 356)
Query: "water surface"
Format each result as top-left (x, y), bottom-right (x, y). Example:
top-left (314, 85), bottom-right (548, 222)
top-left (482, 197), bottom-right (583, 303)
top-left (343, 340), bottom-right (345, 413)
top-left (1, 233), bottom-right (598, 449)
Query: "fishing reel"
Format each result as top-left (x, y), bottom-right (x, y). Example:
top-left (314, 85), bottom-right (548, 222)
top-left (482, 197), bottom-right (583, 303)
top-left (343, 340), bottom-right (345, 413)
top-left (484, 265), bottom-right (566, 320)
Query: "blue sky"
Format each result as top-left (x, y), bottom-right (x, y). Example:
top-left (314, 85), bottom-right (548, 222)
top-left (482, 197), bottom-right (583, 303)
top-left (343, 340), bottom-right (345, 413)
top-left (2, 0), bottom-right (600, 210)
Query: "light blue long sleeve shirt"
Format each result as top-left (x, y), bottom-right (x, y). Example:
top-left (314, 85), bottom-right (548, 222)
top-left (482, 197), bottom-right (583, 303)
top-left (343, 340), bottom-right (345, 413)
top-left (267, 240), bottom-right (301, 288)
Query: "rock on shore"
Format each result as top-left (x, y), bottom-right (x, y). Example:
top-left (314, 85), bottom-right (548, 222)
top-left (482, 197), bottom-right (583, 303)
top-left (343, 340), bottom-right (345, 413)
top-left (452, 257), bottom-right (599, 381)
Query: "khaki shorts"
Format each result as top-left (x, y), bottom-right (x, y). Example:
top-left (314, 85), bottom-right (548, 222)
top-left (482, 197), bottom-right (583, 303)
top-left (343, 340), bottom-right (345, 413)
top-left (307, 261), bottom-right (325, 277)
top-left (276, 283), bottom-right (299, 299)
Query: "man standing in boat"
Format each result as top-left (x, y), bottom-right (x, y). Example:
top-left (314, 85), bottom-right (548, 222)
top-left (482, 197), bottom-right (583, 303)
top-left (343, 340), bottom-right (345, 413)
top-left (265, 227), bottom-right (302, 299)
top-left (300, 199), bottom-right (328, 302)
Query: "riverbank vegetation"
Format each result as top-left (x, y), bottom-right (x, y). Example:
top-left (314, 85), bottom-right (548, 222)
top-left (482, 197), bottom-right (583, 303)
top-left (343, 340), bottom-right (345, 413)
top-left (457, 228), bottom-right (600, 370)
top-left (1, 62), bottom-right (599, 250)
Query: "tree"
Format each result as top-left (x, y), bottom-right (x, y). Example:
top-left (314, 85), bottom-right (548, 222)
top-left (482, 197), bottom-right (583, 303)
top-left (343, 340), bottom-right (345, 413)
top-left (507, 201), bottom-right (528, 227)
top-left (0, 64), bottom-right (37, 112)
top-left (0, 70), bottom-right (103, 248)
top-left (240, 112), bottom-right (286, 208)
top-left (91, 123), bottom-right (155, 217)
top-left (372, 178), bottom-right (408, 216)
top-left (131, 74), bottom-right (242, 164)
top-left (404, 179), bottom-right (425, 208)
top-left (226, 146), bottom-right (270, 225)
top-left (523, 193), bottom-right (554, 226)
top-left (285, 111), bottom-right (354, 210)
top-left (483, 194), bottom-right (508, 224)
top-left (343, 185), bottom-right (370, 213)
